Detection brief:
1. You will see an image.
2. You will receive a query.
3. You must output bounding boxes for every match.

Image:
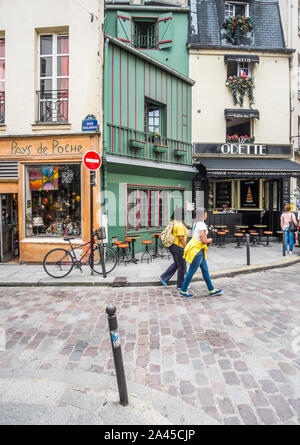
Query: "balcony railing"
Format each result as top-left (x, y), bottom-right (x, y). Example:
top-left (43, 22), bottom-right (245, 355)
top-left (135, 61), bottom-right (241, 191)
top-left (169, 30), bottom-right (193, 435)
top-left (37, 89), bottom-right (69, 123)
top-left (0, 92), bottom-right (4, 124)
top-left (107, 123), bottom-right (192, 166)
top-left (132, 34), bottom-right (158, 49)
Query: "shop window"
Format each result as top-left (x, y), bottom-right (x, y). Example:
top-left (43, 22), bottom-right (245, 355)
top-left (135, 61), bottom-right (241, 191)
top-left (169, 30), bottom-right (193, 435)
top-left (127, 186), bottom-right (183, 231)
top-left (240, 180), bottom-right (260, 209)
top-left (132, 19), bottom-right (158, 49)
top-left (224, 1), bottom-right (249, 19)
top-left (38, 33), bottom-right (69, 123)
top-left (144, 99), bottom-right (165, 136)
top-left (215, 181), bottom-right (232, 209)
top-left (227, 61), bottom-right (252, 78)
top-left (25, 164), bottom-right (81, 237)
top-left (0, 38), bottom-right (5, 123)
top-left (226, 117), bottom-right (252, 142)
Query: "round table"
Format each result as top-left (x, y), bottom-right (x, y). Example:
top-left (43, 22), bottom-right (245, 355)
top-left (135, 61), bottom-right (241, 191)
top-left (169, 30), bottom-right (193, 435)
top-left (215, 225), bottom-right (227, 229)
top-left (150, 232), bottom-right (163, 258)
top-left (126, 236), bottom-right (141, 263)
top-left (254, 225), bottom-right (267, 244)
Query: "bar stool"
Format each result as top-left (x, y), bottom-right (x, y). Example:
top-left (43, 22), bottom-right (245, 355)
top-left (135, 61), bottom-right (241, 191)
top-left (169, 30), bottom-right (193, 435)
top-left (276, 231), bottom-right (282, 243)
top-left (234, 232), bottom-right (244, 248)
top-left (141, 240), bottom-right (153, 263)
top-left (217, 231), bottom-right (226, 248)
top-left (118, 243), bottom-right (130, 266)
top-left (113, 240), bottom-right (123, 264)
top-left (263, 231), bottom-right (273, 247)
top-left (250, 232), bottom-right (259, 247)
top-left (125, 238), bottom-right (132, 253)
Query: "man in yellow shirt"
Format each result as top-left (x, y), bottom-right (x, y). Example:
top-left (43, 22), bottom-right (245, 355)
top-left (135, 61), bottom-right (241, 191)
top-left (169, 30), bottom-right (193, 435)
top-left (160, 209), bottom-right (187, 289)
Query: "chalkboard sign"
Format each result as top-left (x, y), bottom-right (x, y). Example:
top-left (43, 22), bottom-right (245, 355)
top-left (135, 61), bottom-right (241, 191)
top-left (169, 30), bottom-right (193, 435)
top-left (282, 178), bottom-right (290, 208)
top-left (240, 180), bottom-right (259, 209)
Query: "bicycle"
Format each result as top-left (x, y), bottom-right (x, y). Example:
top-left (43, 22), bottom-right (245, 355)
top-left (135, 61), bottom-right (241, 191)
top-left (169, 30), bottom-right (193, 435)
top-left (43, 228), bottom-right (117, 279)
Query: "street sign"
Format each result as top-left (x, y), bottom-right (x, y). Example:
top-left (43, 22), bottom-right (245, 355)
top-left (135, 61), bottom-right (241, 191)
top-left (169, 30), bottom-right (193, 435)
top-left (83, 150), bottom-right (102, 171)
top-left (82, 114), bottom-right (98, 132)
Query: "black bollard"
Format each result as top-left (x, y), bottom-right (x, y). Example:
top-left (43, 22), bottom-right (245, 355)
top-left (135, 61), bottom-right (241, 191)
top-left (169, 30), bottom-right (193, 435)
top-left (106, 304), bottom-right (129, 406)
top-left (246, 233), bottom-right (250, 266)
top-left (282, 231), bottom-right (286, 257)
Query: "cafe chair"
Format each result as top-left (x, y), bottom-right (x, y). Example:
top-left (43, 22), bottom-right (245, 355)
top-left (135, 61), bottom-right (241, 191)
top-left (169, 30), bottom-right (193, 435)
top-left (263, 231), bottom-right (273, 247)
top-left (217, 231), bottom-right (226, 248)
top-left (250, 232), bottom-right (259, 247)
top-left (118, 243), bottom-right (130, 266)
top-left (125, 238), bottom-right (132, 253)
top-left (113, 240), bottom-right (123, 264)
top-left (141, 240), bottom-right (153, 263)
top-left (234, 232), bottom-right (244, 248)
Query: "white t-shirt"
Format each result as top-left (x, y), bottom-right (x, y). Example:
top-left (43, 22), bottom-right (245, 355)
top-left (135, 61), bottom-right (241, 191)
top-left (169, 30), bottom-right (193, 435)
top-left (192, 221), bottom-right (208, 242)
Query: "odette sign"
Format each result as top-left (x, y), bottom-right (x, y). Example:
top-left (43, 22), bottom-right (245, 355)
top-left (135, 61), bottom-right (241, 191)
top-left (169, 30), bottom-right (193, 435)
top-left (83, 150), bottom-right (102, 171)
top-left (220, 143), bottom-right (267, 156)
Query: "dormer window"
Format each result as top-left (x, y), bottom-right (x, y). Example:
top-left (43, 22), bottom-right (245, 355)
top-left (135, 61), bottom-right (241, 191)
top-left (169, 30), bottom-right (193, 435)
top-left (227, 60), bottom-right (252, 78)
top-left (225, 2), bottom-right (250, 19)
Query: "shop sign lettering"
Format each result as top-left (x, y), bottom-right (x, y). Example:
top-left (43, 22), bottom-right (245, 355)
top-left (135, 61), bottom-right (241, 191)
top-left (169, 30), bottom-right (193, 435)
top-left (10, 139), bottom-right (82, 156)
top-left (220, 144), bottom-right (267, 156)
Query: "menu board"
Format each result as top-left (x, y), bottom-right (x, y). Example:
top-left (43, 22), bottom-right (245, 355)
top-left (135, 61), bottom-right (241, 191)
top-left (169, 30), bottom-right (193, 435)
top-left (215, 181), bottom-right (232, 208)
top-left (240, 180), bottom-right (260, 209)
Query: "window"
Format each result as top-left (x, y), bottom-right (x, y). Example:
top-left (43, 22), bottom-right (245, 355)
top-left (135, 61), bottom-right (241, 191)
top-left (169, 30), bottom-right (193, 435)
top-left (132, 19), bottom-right (158, 49)
top-left (0, 38), bottom-right (5, 123)
top-left (145, 100), bottom-right (165, 135)
top-left (215, 181), bottom-right (232, 209)
top-left (127, 186), bottom-right (184, 231)
top-left (38, 33), bottom-right (69, 122)
top-left (227, 61), bottom-right (252, 78)
top-left (225, 2), bottom-right (249, 18)
top-left (25, 164), bottom-right (81, 237)
top-left (226, 117), bottom-right (252, 142)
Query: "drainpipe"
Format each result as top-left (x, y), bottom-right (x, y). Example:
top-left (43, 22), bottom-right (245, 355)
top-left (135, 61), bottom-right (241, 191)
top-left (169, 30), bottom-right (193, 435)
top-left (102, 37), bottom-right (110, 215)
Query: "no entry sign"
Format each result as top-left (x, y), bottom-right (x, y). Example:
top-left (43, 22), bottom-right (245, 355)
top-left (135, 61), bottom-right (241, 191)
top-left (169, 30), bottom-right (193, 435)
top-left (83, 150), bottom-right (102, 171)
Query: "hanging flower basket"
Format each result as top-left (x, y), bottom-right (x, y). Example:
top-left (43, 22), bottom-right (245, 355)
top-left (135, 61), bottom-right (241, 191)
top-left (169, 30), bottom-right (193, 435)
top-left (223, 16), bottom-right (253, 45)
top-left (226, 135), bottom-right (255, 143)
top-left (226, 75), bottom-right (255, 107)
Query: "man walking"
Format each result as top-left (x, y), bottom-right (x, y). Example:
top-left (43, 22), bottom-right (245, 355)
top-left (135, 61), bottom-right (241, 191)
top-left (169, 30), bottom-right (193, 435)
top-left (160, 208), bottom-right (187, 289)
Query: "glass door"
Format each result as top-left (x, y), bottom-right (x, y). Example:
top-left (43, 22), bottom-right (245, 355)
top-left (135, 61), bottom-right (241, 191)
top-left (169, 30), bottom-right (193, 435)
top-left (0, 194), bottom-right (14, 262)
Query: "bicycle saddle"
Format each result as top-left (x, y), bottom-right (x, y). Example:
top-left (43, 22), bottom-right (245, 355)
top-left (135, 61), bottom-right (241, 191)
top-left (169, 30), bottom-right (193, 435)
top-left (63, 236), bottom-right (75, 241)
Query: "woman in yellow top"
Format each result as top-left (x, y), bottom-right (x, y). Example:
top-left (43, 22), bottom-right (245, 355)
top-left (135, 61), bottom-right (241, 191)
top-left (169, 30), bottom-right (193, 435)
top-left (179, 209), bottom-right (222, 299)
top-left (160, 209), bottom-right (187, 289)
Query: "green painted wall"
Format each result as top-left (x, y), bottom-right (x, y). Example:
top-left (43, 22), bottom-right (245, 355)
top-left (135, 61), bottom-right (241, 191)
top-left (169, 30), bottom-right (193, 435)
top-left (104, 9), bottom-right (189, 76)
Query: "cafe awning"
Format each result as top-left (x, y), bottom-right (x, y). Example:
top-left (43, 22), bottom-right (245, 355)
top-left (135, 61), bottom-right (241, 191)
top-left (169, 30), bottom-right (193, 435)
top-left (225, 109), bottom-right (260, 120)
top-left (224, 54), bottom-right (260, 64)
top-left (197, 158), bottom-right (300, 178)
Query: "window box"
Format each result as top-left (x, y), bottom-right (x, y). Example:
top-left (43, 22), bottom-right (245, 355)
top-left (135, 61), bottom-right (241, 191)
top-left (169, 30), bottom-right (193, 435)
top-left (129, 139), bottom-right (146, 150)
top-left (174, 150), bottom-right (186, 157)
top-left (153, 144), bottom-right (168, 153)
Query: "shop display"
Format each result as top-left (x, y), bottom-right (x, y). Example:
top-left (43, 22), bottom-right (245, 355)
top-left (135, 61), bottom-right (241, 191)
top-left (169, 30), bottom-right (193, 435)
top-left (240, 180), bottom-right (259, 209)
top-left (215, 182), bottom-right (232, 208)
top-left (26, 164), bottom-right (81, 237)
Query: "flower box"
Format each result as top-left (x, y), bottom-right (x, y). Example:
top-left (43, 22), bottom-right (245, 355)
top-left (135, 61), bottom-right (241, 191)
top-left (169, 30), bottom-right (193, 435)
top-left (129, 139), bottom-right (146, 150)
top-left (174, 150), bottom-right (186, 157)
top-left (153, 144), bottom-right (168, 153)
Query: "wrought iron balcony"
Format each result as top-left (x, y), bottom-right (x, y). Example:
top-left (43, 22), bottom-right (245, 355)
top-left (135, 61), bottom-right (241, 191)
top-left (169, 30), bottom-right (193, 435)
top-left (132, 34), bottom-right (158, 49)
top-left (0, 92), bottom-right (4, 124)
top-left (37, 89), bottom-right (69, 123)
top-left (107, 123), bottom-right (192, 166)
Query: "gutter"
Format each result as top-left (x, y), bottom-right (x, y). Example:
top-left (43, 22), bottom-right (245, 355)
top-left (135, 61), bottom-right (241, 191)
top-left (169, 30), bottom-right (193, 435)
top-left (106, 5), bottom-right (190, 12)
top-left (187, 44), bottom-right (295, 55)
top-left (102, 37), bottom-right (110, 213)
top-left (105, 33), bottom-right (195, 85)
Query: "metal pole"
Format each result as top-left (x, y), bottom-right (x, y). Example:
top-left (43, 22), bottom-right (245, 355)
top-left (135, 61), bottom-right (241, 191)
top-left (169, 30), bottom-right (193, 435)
top-left (106, 305), bottom-right (129, 406)
top-left (282, 230), bottom-right (286, 257)
top-left (246, 234), bottom-right (250, 266)
top-left (90, 171), bottom-right (95, 275)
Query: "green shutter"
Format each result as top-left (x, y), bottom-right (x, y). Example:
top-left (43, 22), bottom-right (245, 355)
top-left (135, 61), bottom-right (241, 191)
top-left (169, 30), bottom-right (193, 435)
top-left (117, 11), bottom-right (131, 43)
top-left (158, 13), bottom-right (173, 49)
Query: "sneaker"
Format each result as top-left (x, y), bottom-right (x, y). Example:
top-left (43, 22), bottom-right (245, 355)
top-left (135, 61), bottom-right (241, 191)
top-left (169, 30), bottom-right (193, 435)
top-left (179, 290), bottom-right (194, 298)
top-left (178, 287), bottom-right (192, 292)
top-left (160, 278), bottom-right (168, 287)
top-left (209, 289), bottom-right (223, 297)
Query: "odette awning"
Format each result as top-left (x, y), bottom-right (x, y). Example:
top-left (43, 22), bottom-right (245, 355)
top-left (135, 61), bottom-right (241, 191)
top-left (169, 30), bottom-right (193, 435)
top-left (224, 54), bottom-right (260, 64)
top-left (225, 109), bottom-right (260, 120)
top-left (197, 158), bottom-right (300, 178)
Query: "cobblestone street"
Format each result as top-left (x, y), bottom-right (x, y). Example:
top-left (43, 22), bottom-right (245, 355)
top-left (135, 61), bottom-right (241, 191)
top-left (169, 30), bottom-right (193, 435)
top-left (0, 265), bottom-right (299, 425)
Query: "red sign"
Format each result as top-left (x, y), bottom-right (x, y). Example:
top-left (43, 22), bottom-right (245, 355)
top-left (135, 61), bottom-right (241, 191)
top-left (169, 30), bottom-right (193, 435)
top-left (83, 151), bottom-right (102, 171)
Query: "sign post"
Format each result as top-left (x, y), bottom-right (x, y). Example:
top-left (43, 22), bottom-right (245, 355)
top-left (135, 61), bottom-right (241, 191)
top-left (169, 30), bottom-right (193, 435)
top-left (83, 151), bottom-right (102, 276)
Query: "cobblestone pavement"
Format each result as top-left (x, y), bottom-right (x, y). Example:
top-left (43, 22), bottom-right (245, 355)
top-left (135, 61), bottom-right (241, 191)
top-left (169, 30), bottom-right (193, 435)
top-left (0, 265), bottom-right (299, 425)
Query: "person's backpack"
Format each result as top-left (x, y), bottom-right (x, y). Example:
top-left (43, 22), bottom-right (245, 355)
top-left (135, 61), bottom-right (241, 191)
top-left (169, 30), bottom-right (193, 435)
top-left (160, 221), bottom-right (176, 247)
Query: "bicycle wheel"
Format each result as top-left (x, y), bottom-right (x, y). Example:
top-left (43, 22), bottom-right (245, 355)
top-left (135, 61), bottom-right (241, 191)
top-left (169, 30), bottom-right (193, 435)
top-left (90, 245), bottom-right (117, 275)
top-left (43, 248), bottom-right (74, 278)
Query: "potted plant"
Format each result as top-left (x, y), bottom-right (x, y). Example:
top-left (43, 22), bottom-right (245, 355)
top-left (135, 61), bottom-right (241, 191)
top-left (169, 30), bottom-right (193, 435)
top-left (226, 134), bottom-right (255, 143)
top-left (223, 15), bottom-right (253, 45)
top-left (226, 74), bottom-right (255, 107)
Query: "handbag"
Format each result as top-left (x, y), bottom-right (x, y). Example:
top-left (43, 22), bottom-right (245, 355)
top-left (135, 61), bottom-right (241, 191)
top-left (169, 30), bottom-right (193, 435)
top-left (288, 213), bottom-right (297, 232)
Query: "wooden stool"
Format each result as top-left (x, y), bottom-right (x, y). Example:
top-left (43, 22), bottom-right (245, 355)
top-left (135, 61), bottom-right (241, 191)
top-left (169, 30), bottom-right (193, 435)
top-left (263, 231), bottom-right (273, 247)
top-left (250, 232), bottom-right (259, 247)
top-left (217, 231), bottom-right (226, 248)
top-left (125, 238), bottom-right (132, 252)
top-left (141, 240), bottom-right (152, 263)
top-left (113, 240), bottom-right (123, 264)
top-left (234, 232), bottom-right (244, 248)
top-left (118, 243), bottom-right (130, 265)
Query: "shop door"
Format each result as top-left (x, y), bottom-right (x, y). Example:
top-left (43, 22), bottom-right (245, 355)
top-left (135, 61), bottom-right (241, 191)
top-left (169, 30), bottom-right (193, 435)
top-left (0, 194), bottom-right (14, 262)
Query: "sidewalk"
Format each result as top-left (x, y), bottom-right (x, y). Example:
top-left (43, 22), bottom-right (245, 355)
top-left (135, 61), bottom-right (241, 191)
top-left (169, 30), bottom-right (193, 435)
top-left (0, 243), bottom-right (299, 287)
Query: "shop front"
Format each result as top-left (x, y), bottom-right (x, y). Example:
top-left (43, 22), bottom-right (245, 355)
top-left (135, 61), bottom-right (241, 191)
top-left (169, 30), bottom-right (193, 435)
top-left (0, 134), bottom-right (100, 263)
top-left (193, 143), bottom-right (300, 233)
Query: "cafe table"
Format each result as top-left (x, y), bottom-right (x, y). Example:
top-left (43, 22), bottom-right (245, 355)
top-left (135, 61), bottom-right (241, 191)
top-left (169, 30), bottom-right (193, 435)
top-left (150, 232), bottom-right (163, 258)
top-left (253, 225), bottom-right (267, 244)
top-left (126, 236), bottom-right (141, 263)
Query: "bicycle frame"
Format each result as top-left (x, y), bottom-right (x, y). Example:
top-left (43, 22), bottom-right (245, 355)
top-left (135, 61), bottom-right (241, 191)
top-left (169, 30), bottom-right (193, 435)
top-left (68, 238), bottom-right (97, 264)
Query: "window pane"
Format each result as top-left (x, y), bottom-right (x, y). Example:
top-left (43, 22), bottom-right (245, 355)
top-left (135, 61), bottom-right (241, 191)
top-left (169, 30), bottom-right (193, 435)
top-left (0, 60), bottom-right (5, 79)
top-left (57, 78), bottom-right (69, 91)
top-left (0, 81), bottom-right (5, 92)
top-left (57, 56), bottom-right (69, 76)
top-left (0, 39), bottom-right (4, 58)
top-left (139, 190), bottom-right (148, 228)
top-left (40, 35), bottom-right (53, 55)
top-left (40, 57), bottom-right (52, 77)
top-left (40, 79), bottom-right (53, 92)
top-left (127, 189), bottom-right (137, 230)
top-left (57, 36), bottom-right (69, 54)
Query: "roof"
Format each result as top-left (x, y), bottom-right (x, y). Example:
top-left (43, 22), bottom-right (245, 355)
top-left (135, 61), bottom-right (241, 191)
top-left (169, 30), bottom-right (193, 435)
top-left (188, 0), bottom-right (287, 51)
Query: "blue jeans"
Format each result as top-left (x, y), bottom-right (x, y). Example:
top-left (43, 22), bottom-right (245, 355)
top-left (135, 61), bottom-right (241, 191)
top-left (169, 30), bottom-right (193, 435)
top-left (160, 244), bottom-right (186, 289)
top-left (283, 228), bottom-right (294, 252)
top-left (181, 249), bottom-right (214, 293)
